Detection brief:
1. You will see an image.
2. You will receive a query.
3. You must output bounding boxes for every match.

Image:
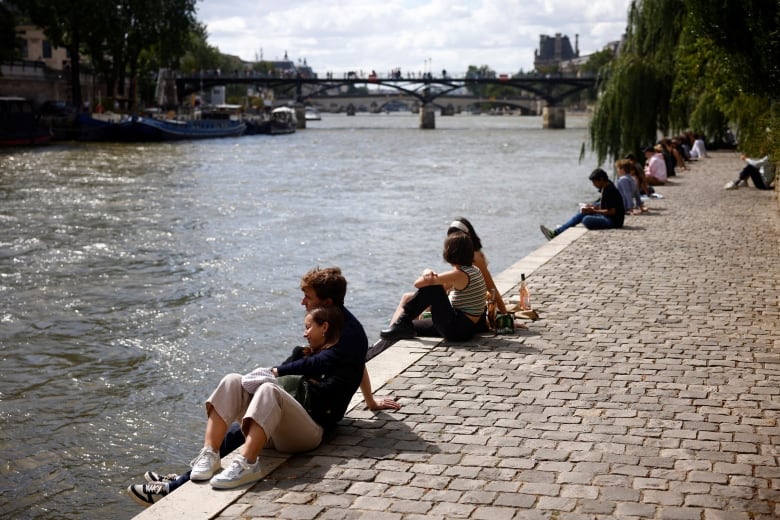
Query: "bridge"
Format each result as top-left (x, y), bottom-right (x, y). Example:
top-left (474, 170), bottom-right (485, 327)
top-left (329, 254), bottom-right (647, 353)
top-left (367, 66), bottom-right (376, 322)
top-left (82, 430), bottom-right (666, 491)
top-left (303, 93), bottom-right (541, 116)
top-left (173, 73), bottom-right (597, 129)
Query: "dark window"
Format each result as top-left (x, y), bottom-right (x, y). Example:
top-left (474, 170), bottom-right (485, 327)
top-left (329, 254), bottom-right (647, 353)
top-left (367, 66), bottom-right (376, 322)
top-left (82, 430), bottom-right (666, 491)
top-left (43, 40), bottom-right (52, 59)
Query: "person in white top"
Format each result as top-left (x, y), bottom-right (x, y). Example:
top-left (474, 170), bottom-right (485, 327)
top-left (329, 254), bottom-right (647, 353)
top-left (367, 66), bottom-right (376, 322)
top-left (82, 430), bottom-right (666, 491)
top-left (724, 154), bottom-right (775, 190)
top-left (690, 134), bottom-right (708, 159)
top-left (644, 145), bottom-right (668, 185)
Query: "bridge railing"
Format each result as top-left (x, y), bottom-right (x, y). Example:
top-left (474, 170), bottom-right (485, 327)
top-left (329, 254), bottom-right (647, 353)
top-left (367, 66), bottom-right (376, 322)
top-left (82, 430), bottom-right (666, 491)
top-left (173, 69), bottom-right (595, 82)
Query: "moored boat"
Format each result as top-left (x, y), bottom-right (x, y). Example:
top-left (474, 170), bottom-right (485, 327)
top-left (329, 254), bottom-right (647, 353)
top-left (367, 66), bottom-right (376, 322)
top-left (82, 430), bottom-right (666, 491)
top-left (0, 97), bottom-right (52, 146)
top-left (114, 116), bottom-right (246, 141)
top-left (71, 113), bottom-right (246, 142)
top-left (304, 106), bottom-right (322, 121)
top-left (267, 107), bottom-right (297, 135)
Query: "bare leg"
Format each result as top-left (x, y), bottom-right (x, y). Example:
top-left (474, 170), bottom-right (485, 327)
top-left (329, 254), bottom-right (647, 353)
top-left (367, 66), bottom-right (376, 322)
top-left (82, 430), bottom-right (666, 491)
top-left (204, 406), bottom-right (228, 451)
top-left (390, 293), bottom-right (426, 325)
top-left (240, 419), bottom-right (268, 463)
top-left (390, 292), bottom-right (415, 323)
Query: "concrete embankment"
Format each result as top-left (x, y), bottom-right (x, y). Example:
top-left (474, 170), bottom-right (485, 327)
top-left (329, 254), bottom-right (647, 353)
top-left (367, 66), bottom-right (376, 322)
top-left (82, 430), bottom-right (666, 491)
top-left (135, 151), bottom-right (780, 520)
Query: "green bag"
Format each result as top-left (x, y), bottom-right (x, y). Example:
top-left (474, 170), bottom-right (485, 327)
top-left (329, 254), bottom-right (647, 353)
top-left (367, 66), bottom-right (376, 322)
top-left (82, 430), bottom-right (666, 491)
top-left (276, 375), bottom-right (311, 409)
top-left (494, 313), bottom-right (515, 335)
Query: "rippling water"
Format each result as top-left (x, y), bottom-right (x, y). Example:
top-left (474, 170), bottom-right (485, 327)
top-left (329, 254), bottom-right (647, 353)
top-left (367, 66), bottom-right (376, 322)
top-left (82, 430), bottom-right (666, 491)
top-left (0, 112), bottom-right (598, 519)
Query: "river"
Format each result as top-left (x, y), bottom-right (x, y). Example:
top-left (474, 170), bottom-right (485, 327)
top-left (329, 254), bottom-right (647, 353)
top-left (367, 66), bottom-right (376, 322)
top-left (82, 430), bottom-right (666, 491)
top-left (0, 112), bottom-right (600, 519)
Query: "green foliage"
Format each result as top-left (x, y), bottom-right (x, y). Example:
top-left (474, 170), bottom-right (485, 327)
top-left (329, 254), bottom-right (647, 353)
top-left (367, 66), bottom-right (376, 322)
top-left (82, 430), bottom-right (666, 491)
top-left (590, 0), bottom-right (687, 163)
top-left (686, 0), bottom-right (780, 101)
top-left (179, 24), bottom-right (222, 72)
top-left (465, 65), bottom-right (495, 96)
top-left (0, 2), bottom-right (21, 63)
top-left (683, 0), bottom-right (780, 159)
top-left (10, 0), bottom-right (197, 108)
top-left (590, 0), bottom-right (780, 164)
top-left (10, 0), bottom-right (104, 106)
top-left (581, 48), bottom-right (614, 76)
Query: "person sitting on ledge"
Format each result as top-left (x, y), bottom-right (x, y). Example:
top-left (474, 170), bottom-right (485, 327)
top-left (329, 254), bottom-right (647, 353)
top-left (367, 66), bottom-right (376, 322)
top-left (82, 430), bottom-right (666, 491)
top-left (724, 154), bottom-right (775, 190)
top-left (540, 168), bottom-right (625, 240)
top-left (690, 133), bottom-right (708, 159)
top-left (126, 267), bottom-right (399, 507)
top-left (126, 305), bottom-right (356, 508)
top-left (644, 144), bottom-right (668, 186)
top-left (380, 232), bottom-right (489, 343)
top-left (615, 159), bottom-right (639, 215)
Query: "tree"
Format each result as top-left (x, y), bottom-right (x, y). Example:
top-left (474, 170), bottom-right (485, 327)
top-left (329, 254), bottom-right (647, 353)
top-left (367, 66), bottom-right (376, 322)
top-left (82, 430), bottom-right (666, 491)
top-left (682, 0), bottom-right (780, 157)
top-left (590, 0), bottom-right (780, 163)
top-left (465, 65), bottom-right (495, 96)
top-left (0, 1), bottom-right (21, 64)
top-left (589, 0), bottom-right (687, 164)
top-left (81, 0), bottom-right (197, 110)
top-left (10, 0), bottom-right (104, 108)
top-left (179, 23), bottom-right (223, 73)
top-left (11, 0), bottom-right (197, 109)
top-left (576, 48), bottom-right (615, 104)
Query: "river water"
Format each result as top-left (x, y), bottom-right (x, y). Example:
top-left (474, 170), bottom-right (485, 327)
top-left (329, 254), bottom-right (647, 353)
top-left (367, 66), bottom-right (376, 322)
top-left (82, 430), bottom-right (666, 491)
top-left (0, 112), bottom-right (599, 519)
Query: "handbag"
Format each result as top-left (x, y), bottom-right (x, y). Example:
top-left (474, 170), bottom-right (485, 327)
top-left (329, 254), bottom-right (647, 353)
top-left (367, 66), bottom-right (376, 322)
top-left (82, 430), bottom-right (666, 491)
top-left (276, 374), bottom-right (311, 409)
top-left (494, 313), bottom-right (515, 334)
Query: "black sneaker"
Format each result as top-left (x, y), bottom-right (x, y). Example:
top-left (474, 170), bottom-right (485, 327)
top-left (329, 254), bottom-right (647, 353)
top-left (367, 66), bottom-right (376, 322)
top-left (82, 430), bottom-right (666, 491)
top-left (127, 481), bottom-right (169, 507)
top-left (379, 317), bottom-right (416, 341)
top-left (144, 471), bottom-right (180, 483)
top-left (539, 225), bottom-right (557, 241)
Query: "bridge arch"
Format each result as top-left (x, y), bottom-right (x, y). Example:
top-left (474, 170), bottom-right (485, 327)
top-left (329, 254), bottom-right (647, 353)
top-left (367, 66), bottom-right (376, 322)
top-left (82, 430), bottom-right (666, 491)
top-left (172, 73), bottom-right (595, 128)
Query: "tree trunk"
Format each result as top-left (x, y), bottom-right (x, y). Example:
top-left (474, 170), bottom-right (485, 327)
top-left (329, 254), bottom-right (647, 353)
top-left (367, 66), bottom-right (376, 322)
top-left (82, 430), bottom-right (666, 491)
top-left (68, 39), bottom-right (82, 109)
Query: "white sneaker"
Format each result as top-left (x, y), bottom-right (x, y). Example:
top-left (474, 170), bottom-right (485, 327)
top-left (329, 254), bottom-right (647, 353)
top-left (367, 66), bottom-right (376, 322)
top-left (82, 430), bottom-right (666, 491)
top-left (189, 446), bottom-right (221, 481)
top-left (724, 180), bottom-right (738, 190)
top-left (209, 455), bottom-right (262, 489)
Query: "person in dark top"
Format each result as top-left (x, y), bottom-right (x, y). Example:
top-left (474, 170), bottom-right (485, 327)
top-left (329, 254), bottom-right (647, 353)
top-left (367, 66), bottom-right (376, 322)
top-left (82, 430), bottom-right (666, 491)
top-left (540, 168), bottom-right (625, 240)
top-left (127, 267), bottom-right (398, 506)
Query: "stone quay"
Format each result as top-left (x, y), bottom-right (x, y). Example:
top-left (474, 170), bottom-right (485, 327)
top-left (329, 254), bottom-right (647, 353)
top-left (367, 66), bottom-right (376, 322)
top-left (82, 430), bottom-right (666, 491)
top-left (134, 151), bottom-right (780, 520)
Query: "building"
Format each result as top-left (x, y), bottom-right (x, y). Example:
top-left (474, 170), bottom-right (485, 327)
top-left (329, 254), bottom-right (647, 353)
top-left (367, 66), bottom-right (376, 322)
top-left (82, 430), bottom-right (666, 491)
top-left (15, 24), bottom-right (72, 70)
top-left (533, 33), bottom-right (580, 73)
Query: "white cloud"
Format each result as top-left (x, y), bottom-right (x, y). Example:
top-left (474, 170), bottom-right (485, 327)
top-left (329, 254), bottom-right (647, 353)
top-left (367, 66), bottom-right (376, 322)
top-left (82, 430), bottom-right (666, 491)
top-left (196, 0), bottom-right (631, 74)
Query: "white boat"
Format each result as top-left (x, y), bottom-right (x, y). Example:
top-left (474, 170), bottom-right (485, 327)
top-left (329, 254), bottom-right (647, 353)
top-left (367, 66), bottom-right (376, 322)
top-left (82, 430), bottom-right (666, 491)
top-left (268, 106), bottom-right (297, 134)
top-left (304, 106), bottom-right (322, 121)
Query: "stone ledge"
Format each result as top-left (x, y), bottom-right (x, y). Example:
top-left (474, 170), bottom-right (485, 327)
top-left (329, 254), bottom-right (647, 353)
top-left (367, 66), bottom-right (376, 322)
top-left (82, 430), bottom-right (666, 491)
top-left (132, 227), bottom-right (587, 519)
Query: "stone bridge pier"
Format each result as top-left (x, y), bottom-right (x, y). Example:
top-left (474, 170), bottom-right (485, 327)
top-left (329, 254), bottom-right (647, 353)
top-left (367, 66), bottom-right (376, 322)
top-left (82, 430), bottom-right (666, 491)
top-left (419, 103), bottom-right (436, 129)
top-left (542, 105), bottom-right (566, 129)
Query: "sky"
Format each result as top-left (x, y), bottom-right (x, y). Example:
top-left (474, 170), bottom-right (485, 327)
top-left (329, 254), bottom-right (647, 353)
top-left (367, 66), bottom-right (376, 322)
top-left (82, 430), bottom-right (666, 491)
top-left (195, 0), bottom-right (634, 76)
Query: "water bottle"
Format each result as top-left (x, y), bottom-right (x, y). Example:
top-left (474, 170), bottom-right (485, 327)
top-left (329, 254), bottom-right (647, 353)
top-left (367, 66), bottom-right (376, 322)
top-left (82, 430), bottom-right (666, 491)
top-left (519, 273), bottom-right (531, 311)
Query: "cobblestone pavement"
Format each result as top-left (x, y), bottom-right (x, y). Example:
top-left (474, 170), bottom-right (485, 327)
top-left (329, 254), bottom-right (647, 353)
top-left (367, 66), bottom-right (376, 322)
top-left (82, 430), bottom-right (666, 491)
top-left (215, 152), bottom-right (780, 519)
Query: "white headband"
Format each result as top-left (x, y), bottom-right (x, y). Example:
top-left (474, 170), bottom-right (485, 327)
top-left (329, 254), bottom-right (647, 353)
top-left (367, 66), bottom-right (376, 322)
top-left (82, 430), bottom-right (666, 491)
top-left (448, 221), bottom-right (469, 234)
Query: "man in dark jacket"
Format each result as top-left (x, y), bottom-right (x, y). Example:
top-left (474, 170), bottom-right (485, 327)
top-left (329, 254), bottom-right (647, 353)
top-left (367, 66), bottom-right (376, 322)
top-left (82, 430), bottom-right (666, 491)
top-left (128, 267), bottom-right (397, 505)
top-left (540, 168), bottom-right (625, 240)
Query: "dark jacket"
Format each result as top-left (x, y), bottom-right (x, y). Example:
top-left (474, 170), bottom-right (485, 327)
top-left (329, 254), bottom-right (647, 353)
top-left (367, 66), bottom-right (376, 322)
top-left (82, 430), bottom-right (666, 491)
top-left (600, 181), bottom-right (625, 228)
top-left (275, 306), bottom-right (367, 430)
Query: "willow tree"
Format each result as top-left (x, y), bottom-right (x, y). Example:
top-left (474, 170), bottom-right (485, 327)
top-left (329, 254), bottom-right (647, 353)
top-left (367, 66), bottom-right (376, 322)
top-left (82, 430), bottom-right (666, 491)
top-left (589, 0), bottom-right (687, 163)
top-left (591, 0), bottom-right (780, 163)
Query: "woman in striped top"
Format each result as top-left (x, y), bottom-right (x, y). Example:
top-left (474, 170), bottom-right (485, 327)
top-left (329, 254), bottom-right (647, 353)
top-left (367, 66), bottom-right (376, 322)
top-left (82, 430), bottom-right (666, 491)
top-left (380, 232), bottom-right (488, 342)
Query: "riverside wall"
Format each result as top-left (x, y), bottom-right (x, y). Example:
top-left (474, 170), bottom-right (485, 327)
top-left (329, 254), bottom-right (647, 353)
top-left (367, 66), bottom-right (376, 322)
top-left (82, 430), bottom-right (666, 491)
top-left (133, 150), bottom-right (780, 520)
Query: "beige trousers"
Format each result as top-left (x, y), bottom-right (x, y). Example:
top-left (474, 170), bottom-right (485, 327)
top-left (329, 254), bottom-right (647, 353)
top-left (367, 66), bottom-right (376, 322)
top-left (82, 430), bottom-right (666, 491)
top-left (206, 373), bottom-right (323, 453)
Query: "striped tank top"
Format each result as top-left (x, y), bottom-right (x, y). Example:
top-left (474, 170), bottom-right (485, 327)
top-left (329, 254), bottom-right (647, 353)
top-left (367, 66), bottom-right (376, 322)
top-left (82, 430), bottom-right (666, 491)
top-left (448, 265), bottom-right (487, 316)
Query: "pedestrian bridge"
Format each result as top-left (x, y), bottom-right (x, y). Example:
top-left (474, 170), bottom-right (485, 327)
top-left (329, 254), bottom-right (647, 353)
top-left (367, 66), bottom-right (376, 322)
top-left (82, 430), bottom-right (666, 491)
top-left (173, 73), bottom-right (596, 129)
top-left (308, 93), bottom-right (542, 115)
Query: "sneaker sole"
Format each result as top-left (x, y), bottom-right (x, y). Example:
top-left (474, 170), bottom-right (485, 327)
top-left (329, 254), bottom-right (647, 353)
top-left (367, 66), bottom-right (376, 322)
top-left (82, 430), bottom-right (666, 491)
top-left (210, 471), bottom-right (263, 489)
top-left (190, 467), bottom-right (220, 481)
